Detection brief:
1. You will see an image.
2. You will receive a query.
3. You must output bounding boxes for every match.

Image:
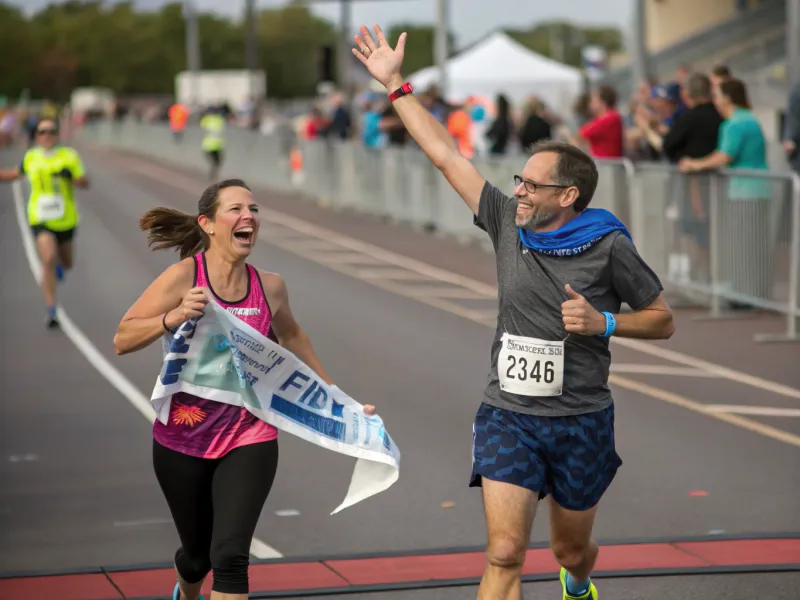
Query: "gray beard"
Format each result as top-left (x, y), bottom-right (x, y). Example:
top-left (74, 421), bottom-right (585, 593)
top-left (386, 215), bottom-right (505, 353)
top-left (519, 209), bottom-right (558, 231)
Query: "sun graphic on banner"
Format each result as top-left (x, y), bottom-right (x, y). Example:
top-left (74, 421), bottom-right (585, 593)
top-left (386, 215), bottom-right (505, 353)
top-left (172, 404), bottom-right (208, 427)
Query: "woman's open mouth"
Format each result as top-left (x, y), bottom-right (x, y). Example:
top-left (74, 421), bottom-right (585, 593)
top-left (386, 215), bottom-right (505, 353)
top-left (233, 227), bottom-right (254, 245)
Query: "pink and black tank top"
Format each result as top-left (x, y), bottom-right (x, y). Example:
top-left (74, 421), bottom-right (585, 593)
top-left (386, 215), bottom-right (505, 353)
top-left (153, 253), bottom-right (279, 458)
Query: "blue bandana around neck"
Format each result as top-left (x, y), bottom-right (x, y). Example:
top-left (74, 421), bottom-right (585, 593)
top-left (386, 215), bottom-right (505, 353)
top-left (518, 208), bottom-right (631, 256)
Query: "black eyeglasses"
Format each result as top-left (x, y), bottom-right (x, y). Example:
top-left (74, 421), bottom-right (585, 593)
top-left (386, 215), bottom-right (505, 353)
top-left (37, 128), bottom-right (57, 135)
top-left (514, 175), bottom-right (568, 195)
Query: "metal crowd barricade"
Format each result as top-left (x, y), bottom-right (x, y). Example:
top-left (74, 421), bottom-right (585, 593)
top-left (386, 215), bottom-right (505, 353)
top-left (628, 163), bottom-right (800, 343)
top-left (76, 121), bottom-right (799, 343)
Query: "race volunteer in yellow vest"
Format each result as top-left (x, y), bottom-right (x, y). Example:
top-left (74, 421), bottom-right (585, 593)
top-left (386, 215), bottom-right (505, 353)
top-left (0, 118), bottom-right (90, 327)
top-left (200, 107), bottom-right (226, 181)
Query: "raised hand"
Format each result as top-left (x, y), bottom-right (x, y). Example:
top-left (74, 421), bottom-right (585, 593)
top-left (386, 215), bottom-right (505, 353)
top-left (352, 24), bottom-right (407, 89)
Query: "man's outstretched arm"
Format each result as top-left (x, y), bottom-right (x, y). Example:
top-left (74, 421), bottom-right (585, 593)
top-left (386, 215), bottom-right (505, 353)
top-left (353, 25), bottom-right (485, 215)
top-left (0, 167), bottom-right (21, 182)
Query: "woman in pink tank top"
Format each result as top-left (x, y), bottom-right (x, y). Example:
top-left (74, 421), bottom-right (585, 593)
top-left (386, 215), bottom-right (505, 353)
top-left (113, 179), bottom-right (358, 600)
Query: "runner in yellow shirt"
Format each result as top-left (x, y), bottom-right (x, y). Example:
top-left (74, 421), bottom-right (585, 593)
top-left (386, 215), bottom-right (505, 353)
top-left (200, 106), bottom-right (226, 181)
top-left (0, 119), bottom-right (90, 327)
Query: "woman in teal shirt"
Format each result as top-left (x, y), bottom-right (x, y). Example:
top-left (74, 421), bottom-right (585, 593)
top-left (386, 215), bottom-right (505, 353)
top-left (679, 78), bottom-right (771, 305)
top-left (678, 78), bottom-right (767, 176)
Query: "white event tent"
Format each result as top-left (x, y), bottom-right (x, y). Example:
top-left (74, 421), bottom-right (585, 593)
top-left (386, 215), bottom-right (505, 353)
top-left (408, 31), bottom-right (584, 116)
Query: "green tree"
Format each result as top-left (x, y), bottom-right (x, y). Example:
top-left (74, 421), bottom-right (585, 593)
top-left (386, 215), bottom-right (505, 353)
top-left (506, 21), bottom-right (623, 69)
top-left (0, 3), bottom-right (36, 99)
top-left (257, 5), bottom-right (338, 98)
top-left (0, 0), bottom-right (344, 100)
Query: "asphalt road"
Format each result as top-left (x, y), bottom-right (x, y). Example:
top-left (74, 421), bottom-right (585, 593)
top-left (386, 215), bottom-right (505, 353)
top-left (1, 144), bottom-right (798, 600)
top-left (287, 573), bottom-right (800, 600)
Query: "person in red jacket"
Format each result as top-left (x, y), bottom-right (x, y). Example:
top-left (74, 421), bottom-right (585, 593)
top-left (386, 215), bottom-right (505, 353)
top-left (576, 85), bottom-right (624, 158)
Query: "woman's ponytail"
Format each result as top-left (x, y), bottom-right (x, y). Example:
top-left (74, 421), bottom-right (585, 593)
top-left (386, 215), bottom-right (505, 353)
top-left (139, 207), bottom-right (207, 260)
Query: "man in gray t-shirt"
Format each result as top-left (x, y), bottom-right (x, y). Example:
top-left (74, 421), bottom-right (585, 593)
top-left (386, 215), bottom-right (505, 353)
top-left (352, 24), bottom-right (675, 600)
top-left (475, 181), bottom-right (664, 417)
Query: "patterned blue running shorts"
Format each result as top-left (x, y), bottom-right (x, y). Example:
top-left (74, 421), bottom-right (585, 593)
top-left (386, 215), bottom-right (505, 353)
top-left (469, 402), bottom-right (622, 511)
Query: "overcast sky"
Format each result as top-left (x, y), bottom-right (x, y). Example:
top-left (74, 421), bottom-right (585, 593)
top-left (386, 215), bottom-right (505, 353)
top-left (11, 0), bottom-right (632, 48)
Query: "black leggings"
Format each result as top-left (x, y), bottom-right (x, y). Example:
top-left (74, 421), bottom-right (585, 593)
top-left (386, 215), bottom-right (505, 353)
top-left (153, 439), bottom-right (279, 595)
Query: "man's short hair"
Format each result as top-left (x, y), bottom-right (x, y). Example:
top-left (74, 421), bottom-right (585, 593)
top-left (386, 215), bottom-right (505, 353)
top-left (711, 64), bottom-right (731, 79)
top-left (686, 73), bottom-right (712, 100)
top-left (596, 85), bottom-right (618, 109)
top-left (529, 140), bottom-right (599, 212)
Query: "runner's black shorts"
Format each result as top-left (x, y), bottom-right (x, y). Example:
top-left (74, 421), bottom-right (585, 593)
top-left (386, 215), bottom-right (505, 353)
top-left (206, 149), bottom-right (223, 166)
top-left (30, 225), bottom-right (76, 245)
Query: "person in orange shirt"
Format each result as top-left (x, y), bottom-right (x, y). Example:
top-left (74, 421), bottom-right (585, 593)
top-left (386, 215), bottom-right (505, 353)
top-left (169, 102), bottom-right (189, 143)
top-left (447, 101), bottom-right (473, 158)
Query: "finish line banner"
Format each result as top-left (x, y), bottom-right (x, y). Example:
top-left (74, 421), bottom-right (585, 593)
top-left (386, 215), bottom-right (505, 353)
top-left (150, 292), bottom-right (400, 514)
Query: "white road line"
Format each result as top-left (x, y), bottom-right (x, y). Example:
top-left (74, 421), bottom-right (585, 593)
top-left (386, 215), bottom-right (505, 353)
top-left (704, 405), bottom-right (800, 417)
top-left (353, 268), bottom-right (437, 280)
top-left (316, 253), bottom-right (387, 265)
top-left (404, 287), bottom-right (494, 300)
top-left (10, 181), bottom-right (283, 560)
top-left (609, 337), bottom-right (800, 401)
top-left (610, 364), bottom-right (717, 377)
top-left (608, 376), bottom-right (800, 448)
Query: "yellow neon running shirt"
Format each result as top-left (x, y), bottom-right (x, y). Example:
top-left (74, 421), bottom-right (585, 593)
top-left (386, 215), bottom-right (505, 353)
top-left (21, 146), bottom-right (85, 231)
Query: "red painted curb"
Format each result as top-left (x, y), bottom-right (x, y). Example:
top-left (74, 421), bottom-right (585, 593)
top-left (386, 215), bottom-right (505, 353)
top-left (2, 538), bottom-right (798, 600)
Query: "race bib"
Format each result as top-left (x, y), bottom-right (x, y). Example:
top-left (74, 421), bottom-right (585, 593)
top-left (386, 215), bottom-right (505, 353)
top-left (498, 333), bottom-right (564, 397)
top-left (36, 194), bottom-right (65, 222)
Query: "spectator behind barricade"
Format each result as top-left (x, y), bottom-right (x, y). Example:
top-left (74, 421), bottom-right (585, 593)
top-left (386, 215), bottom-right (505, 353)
top-left (679, 78), bottom-right (771, 305)
top-left (380, 102), bottom-right (409, 146)
top-left (710, 65), bottom-right (732, 91)
top-left (304, 106), bottom-right (329, 140)
top-left (485, 94), bottom-right (512, 156)
top-left (650, 82), bottom-right (686, 130)
top-left (679, 79), bottom-right (767, 182)
top-left (638, 74), bottom-right (722, 161)
top-left (24, 111), bottom-right (39, 148)
top-left (571, 92), bottom-right (592, 129)
top-left (425, 86), bottom-right (449, 123)
top-left (783, 79), bottom-right (800, 174)
top-left (218, 101), bottom-right (234, 121)
top-left (623, 87), bottom-right (649, 159)
top-left (362, 96), bottom-right (386, 148)
top-left (638, 73), bottom-right (723, 281)
top-left (574, 85), bottom-right (623, 158)
top-left (675, 64), bottom-right (691, 88)
top-left (517, 97), bottom-right (552, 152)
top-left (0, 109), bottom-right (16, 148)
top-left (447, 101), bottom-right (474, 158)
top-left (328, 92), bottom-right (352, 140)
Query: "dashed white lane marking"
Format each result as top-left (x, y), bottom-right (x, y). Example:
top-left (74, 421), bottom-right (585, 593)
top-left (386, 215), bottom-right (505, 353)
top-left (704, 405), bottom-right (800, 418)
top-left (11, 180), bottom-right (283, 559)
top-left (610, 364), bottom-right (717, 377)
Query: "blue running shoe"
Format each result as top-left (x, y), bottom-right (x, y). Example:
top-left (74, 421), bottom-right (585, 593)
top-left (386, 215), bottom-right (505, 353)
top-left (172, 583), bottom-right (204, 600)
top-left (55, 263), bottom-right (64, 282)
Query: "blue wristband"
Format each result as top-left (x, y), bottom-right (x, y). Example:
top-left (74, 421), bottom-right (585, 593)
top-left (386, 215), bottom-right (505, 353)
top-left (601, 312), bottom-right (616, 338)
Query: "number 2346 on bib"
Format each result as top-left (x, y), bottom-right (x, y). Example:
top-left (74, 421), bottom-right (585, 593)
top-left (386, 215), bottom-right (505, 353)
top-left (498, 332), bottom-right (564, 397)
